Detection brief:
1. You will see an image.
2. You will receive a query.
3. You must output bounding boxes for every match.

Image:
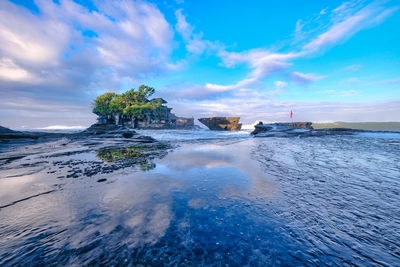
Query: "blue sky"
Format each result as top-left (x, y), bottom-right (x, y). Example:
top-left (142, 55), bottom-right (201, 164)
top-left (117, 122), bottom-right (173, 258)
top-left (0, 0), bottom-right (399, 128)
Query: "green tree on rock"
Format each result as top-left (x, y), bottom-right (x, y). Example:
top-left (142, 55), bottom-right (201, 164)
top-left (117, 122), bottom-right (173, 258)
top-left (93, 92), bottom-right (116, 116)
top-left (92, 85), bottom-right (162, 120)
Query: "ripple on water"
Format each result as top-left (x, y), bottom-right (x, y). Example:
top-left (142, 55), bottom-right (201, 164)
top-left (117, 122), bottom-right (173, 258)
top-left (252, 135), bottom-right (400, 266)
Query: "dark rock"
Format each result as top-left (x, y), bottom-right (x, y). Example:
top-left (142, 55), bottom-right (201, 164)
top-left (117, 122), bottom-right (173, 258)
top-left (97, 178), bottom-right (107, 183)
top-left (78, 123), bottom-right (137, 138)
top-left (122, 132), bottom-right (134, 138)
top-left (0, 126), bottom-right (15, 134)
top-left (0, 125), bottom-right (40, 139)
top-left (251, 121), bottom-right (313, 135)
top-left (251, 121), bottom-right (358, 137)
top-left (133, 135), bottom-right (156, 143)
top-left (198, 117), bottom-right (242, 131)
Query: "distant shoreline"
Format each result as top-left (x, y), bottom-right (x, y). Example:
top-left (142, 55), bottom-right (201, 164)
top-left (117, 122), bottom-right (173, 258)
top-left (311, 122), bottom-right (400, 132)
top-left (240, 121), bottom-right (400, 132)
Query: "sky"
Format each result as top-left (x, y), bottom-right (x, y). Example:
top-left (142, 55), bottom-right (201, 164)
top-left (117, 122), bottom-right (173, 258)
top-left (0, 0), bottom-right (399, 129)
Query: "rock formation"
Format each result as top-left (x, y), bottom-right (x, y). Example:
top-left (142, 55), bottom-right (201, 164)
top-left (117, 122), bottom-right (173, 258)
top-left (251, 121), bottom-right (313, 135)
top-left (95, 99), bottom-right (194, 130)
top-left (0, 126), bottom-right (40, 139)
top-left (198, 117), bottom-right (242, 131)
top-left (93, 86), bottom-right (195, 130)
top-left (251, 122), bottom-right (357, 137)
top-left (0, 124), bottom-right (149, 141)
top-left (79, 123), bottom-right (137, 138)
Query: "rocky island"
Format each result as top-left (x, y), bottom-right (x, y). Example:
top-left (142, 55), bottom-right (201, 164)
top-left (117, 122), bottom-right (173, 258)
top-left (198, 117), bottom-right (242, 131)
top-left (93, 85), bottom-right (194, 129)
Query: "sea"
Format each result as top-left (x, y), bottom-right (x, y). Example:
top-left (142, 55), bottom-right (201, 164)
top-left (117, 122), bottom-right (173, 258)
top-left (0, 126), bottom-right (399, 265)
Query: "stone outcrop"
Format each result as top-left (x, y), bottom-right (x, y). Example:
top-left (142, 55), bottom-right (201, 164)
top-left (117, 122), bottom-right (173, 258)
top-left (0, 126), bottom-right (14, 134)
top-left (198, 117), bottom-right (242, 131)
top-left (0, 126), bottom-right (40, 139)
top-left (78, 123), bottom-right (160, 142)
top-left (0, 124), bottom-right (152, 141)
top-left (79, 123), bottom-right (137, 138)
top-left (251, 122), bottom-right (313, 135)
top-left (251, 122), bottom-right (358, 137)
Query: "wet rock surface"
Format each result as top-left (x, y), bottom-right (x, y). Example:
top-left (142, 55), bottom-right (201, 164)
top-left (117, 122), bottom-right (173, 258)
top-left (0, 123), bottom-right (141, 142)
top-left (0, 137), bottom-right (169, 182)
top-left (0, 122), bottom-right (169, 187)
top-left (78, 123), bottom-right (137, 138)
top-left (251, 122), bottom-right (360, 137)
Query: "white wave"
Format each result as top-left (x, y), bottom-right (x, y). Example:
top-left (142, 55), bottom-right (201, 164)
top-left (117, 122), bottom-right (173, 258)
top-left (38, 125), bottom-right (86, 130)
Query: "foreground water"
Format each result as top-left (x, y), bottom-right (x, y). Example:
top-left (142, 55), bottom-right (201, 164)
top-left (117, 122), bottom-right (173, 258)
top-left (0, 130), bottom-right (399, 265)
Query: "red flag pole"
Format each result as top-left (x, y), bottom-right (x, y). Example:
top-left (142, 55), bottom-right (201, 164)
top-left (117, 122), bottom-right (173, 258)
top-left (290, 110), bottom-right (293, 126)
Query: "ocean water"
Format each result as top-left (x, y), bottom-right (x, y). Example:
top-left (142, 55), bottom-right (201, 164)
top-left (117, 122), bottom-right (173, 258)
top-left (0, 130), bottom-right (399, 265)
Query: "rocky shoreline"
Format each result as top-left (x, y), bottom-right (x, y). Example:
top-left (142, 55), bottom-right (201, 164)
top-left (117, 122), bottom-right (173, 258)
top-left (0, 123), bottom-right (171, 181)
top-left (250, 121), bottom-right (366, 137)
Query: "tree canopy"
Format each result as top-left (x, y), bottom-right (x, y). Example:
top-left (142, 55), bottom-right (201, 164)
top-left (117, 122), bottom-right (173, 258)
top-left (93, 85), bottom-right (163, 118)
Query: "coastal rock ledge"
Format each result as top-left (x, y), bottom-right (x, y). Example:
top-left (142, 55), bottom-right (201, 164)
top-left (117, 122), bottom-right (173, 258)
top-left (251, 121), bottom-right (359, 137)
top-left (198, 117), bottom-right (242, 131)
top-left (251, 121), bottom-right (313, 135)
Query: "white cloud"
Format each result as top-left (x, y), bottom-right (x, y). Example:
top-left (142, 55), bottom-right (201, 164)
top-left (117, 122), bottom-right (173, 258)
top-left (0, 1), bottom-right (70, 66)
top-left (0, 58), bottom-right (38, 82)
top-left (320, 8), bottom-right (328, 15)
top-left (274, 81), bottom-right (288, 89)
top-left (290, 72), bottom-right (325, 85)
top-left (0, 0), bottom-right (175, 88)
top-left (175, 9), bottom-right (212, 55)
top-left (209, 49), bottom-right (297, 92)
top-left (333, 1), bottom-right (352, 14)
top-left (303, 1), bottom-right (398, 53)
top-left (294, 19), bottom-right (306, 42)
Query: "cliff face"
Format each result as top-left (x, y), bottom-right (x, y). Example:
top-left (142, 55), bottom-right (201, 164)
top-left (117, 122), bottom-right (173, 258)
top-left (198, 117), bottom-right (242, 131)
